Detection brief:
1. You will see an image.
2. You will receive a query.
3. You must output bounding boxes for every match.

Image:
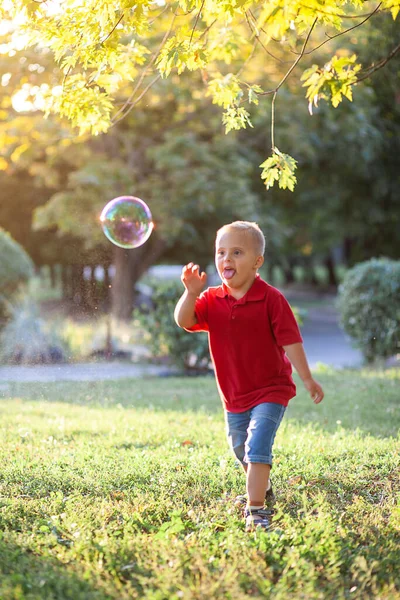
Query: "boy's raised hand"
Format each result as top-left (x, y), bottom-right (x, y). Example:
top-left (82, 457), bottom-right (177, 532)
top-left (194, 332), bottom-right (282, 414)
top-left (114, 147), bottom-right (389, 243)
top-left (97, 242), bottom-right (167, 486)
top-left (181, 263), bottom-right (207, 296)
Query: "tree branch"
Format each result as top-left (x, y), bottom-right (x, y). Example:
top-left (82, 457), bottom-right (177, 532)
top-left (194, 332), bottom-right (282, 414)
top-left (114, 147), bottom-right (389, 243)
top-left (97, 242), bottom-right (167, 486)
top-left (256, 19), bottom-right (317, 153)
top-left (245, 10), bottom-right (286, 64)
top-left (356, 41), bottom-right (400, 82)
top-left (64, 9), bottom-right (127, 90)
top-left (100, 12), bottom-right (125, 44)
top-left (299, 3), bottom-right (381, 56)
top-left (199, 18), bottom-right (217, 40)
top-left (257, 18), bottom-right (318, 96)
top-left (236, 38), bottom-right (257, 77)
top-left (111, 11), bottom-right (176, 125)
top-left (189, 0), bottom-right (205, 46)
top-left (271, 90), bottom-right (277, 149)
top-left (112, 75), bottom-right (161, 125)
top-left (149, 4), bottom-right (170, 26)
top-left (260, 4), bottom-right (381, 58)
top-left (298, 3), bottom-right (384, 19)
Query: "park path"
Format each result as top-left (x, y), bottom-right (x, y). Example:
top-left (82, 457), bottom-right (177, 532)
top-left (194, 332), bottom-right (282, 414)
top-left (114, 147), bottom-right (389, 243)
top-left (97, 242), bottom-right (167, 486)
top-left (0, 362), bottom-right (176, 384)
top-left (0, 299), bottom-right (363, 383)
top-left (300, 306), bottom-right (362, 369)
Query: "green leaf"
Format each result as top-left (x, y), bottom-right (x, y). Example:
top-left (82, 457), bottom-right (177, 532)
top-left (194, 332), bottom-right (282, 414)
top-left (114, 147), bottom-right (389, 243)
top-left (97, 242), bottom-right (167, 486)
top-left (222, 106), bottom-right (253, 133)
top-left (302, 55), bottom-right (361, 111)
top-left (248, 84), bottom-right (263, 105)
top-left (208, 74), bottom-right (242, 108)
top-left (260, 147), bottom-right (297, 191)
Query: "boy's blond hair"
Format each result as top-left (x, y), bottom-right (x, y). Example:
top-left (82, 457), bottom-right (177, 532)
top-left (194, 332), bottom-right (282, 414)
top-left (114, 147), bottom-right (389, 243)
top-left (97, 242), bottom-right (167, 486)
top-left (216, 221), bottom-right (265, 256)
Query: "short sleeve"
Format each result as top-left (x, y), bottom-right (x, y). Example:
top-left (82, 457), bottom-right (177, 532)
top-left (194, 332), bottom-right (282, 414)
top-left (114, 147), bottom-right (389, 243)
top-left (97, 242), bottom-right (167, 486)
top-left (270, 293), bottom-right (303, 346)
top-left (184, 290), bottom-right (209, 333)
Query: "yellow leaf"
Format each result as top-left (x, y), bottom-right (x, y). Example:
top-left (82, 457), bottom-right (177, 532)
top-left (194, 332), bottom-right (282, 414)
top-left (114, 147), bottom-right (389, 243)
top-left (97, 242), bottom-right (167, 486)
top-left (288, 475), bottom-right (302, 485)
top-left (10, 143), bottom-right (30, 163)
top-left (0, 157), bottom-right (8, 170)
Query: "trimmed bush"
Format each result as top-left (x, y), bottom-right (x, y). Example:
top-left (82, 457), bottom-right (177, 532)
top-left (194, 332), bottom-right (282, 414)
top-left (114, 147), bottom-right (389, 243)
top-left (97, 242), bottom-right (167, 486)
top-left (0, 299), bottom-right (66, 364)
top-left (137, 280), bottom-right (210, 373)
top-left (337, 258), bottom-right (400, 363)
top-left (0, 227), bottom-right (34, 319)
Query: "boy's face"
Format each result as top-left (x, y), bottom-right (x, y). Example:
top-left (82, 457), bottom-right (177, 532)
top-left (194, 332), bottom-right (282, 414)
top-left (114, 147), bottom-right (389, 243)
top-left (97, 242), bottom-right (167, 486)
top-left (215, 228), bottom-right (264, 292)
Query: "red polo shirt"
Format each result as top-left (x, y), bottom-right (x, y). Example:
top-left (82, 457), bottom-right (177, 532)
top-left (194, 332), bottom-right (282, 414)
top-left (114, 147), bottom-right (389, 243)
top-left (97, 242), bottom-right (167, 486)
top-left (186, 275), bottom-right (302, 412)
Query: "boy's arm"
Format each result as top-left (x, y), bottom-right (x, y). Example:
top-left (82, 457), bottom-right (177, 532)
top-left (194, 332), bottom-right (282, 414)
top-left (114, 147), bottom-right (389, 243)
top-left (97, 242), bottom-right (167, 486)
top-left (174, 290), bottom-right (199, 329)
top-left (174, 263), bottom-right (207, 329)
top-left (283, 342), bottom-right (324, 404)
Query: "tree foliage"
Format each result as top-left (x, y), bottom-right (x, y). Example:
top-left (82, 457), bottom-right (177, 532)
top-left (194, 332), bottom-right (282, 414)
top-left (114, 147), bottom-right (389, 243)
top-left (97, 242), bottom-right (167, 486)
top-left (1, 0), bottom-right (399, 189)
top-left (0, 7), bottom-right (398, 322)
top-left (0, 227), bottom-right (34, 319)
top-left (337, 258), bottom-right (400, 362)
top-left (28, 85), bottom-right (258, 318)
top-left (0, 227), bottom-right (34, 291)
top-left (137, 279), bottom-right (210, 372)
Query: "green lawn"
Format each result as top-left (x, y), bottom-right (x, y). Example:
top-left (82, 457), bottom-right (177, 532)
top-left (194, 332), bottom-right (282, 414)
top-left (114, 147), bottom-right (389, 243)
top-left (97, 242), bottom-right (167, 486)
top-left (0, 369), bottom-right (399, 600)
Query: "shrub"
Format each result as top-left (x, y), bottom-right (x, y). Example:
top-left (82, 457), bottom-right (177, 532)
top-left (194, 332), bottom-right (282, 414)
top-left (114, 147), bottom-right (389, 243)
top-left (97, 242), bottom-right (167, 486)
top-left (136, 280), bottom-right (210, 373)
top-left (0, 299), bottom-right (66, 364)
top-left (337, 258), bottom-right (400, 363)
top-left (60, 317), bottom-right (135, 361)
top-left (0, 228), bottom-right (34, 321)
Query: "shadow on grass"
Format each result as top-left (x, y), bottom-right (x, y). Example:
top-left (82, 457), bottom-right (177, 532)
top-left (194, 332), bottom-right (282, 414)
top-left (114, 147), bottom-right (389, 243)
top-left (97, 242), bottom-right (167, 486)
top-left (1, 370), bottom-right (399, 437)
top-left (1, 502), bottom-right (399, 600)
top-left (278, 470), bottom-right (398, 511)
top-left (0, 538), bottom-right (111, 600)
top-left (0, 469), bottom-right (167, 504)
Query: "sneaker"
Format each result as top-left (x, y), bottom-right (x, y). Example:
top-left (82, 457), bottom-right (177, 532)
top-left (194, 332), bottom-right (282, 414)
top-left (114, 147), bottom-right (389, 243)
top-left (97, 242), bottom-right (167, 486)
top-left (234, 481), bottom-right (275, 510)
top-left (244, 507), bottom-right (272, 532)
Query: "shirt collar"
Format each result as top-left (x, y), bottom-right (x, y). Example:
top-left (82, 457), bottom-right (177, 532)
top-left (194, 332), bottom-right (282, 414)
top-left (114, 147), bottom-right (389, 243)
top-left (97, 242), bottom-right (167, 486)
top-left (215, 274), bottom-right (267, 303)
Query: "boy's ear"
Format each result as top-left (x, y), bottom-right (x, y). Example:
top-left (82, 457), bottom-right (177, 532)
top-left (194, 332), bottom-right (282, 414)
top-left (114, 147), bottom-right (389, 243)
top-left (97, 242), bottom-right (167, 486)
top-left (255, 255), bottom-right (264, 270)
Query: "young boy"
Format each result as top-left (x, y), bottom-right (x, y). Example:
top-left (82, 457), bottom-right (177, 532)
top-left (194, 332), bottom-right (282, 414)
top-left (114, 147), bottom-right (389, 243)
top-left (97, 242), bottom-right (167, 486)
top-left (174, 221), bottom-right (324, 531)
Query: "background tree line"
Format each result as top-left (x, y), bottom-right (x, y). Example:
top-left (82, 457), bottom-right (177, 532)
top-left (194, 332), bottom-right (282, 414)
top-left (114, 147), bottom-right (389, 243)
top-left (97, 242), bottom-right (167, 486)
top-left (0, 11), bottom-right (399, 320)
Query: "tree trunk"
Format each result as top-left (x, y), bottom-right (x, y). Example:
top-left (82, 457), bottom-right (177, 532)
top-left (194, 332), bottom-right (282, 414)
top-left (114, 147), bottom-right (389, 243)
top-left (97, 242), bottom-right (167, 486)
top-left (110, 235), bottom-right (167, 322)
top-left (71, 264), bottom-right (85, 307)
top-left (343, 237), bottom-right (353, 266)
top-left (84, 266), bottom-right (96, 309)
top-left (49, 264), bottom-right (57, 288)
top-left (103, 265), bottom-right (111, 311)
top-left (324, 255), bottom-right (338, 287)
top-left (111, 248), bottom-right (134, 321)
top-left (283, 259), bottom-right (296, 284)
top-left (62, 265), bottom-right (71, 300)
top-left (300, 258), bottom-right (317, 285)
top-left (306, 266), bottom-right (318, 285)
top-left (263, 262), bottom-right (271, 282)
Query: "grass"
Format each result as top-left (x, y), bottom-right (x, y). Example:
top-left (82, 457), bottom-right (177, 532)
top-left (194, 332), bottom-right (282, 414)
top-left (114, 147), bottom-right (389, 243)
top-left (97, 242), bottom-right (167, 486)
top-left (0, 369), bottom-right (399, 600)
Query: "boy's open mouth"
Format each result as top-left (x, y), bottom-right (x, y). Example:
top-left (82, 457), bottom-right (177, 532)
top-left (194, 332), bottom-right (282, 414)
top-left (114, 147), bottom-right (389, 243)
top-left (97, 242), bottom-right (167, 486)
top-left (223, 268), bottom-right (236, 280)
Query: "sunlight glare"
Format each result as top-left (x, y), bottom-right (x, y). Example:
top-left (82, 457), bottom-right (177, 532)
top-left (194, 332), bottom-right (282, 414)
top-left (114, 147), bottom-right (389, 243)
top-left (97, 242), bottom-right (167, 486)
top-left (12, 83), bottom-right (50, 112)
top-left (1, 73), bottom-right (12, 87)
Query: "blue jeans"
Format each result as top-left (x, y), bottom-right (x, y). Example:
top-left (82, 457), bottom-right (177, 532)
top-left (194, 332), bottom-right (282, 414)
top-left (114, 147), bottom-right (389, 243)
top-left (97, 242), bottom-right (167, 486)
top-left (225, 402), bottom-right (286, 465)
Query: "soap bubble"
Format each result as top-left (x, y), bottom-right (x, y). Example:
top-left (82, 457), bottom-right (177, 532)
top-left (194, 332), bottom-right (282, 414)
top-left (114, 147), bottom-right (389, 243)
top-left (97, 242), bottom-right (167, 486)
top-left (100, 196), bottom-right (153, 249)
